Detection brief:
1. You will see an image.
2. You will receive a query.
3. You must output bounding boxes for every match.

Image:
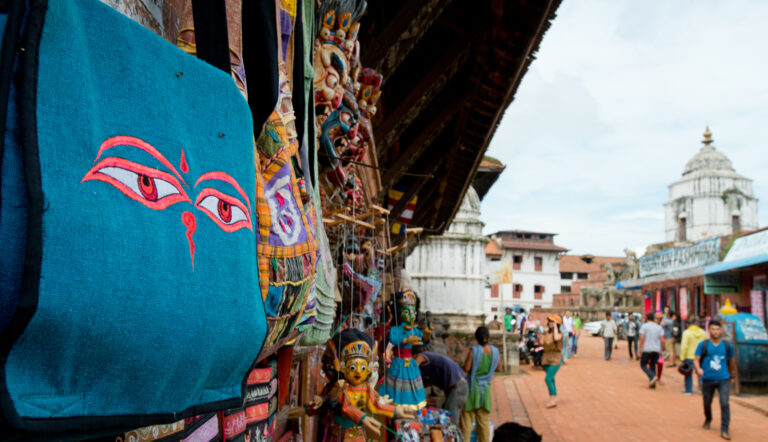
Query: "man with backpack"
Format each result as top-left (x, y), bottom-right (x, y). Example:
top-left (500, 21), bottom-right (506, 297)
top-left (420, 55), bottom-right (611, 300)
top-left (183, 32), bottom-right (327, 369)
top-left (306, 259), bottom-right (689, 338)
top-left (694, 320), bottom-right (735, 440)
top-left (679, 316), bottom-right (707, 394)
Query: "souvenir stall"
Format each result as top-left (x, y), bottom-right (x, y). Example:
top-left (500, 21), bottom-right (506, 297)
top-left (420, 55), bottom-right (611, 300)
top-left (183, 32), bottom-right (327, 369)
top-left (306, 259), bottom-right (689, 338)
top-left (0, 0), bottom-right (561, 441)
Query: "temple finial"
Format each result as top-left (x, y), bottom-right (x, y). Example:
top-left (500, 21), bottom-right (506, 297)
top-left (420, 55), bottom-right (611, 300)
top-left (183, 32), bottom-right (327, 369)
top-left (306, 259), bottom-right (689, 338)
top-left (702, 126), bottom-right (713, 147)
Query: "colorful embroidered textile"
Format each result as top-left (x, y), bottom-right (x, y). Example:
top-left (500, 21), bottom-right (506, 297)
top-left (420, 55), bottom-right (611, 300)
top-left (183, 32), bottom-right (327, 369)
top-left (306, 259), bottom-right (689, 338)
top-left (254, 65), bottom-right (317, 361)
top-left (0, 0), bottom-right (266, 433)
top-left (108, 413), bottom-right (218, 442)
top-left (299, 212), bottom-right (338, 344)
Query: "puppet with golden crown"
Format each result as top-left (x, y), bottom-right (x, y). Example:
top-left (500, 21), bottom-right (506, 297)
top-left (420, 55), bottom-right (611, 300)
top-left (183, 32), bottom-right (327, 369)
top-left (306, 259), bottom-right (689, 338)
top-left (291, 329), bottom-right (415, 441)
top-left (378, 290), bottom-right (431, 408)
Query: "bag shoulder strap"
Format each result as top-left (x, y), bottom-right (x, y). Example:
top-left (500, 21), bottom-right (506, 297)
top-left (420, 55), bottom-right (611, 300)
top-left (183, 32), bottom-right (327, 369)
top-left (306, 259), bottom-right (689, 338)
top-left (190, 0), bottom-right (230, 73)
top-left (700, 339), bottom-right (709, 359)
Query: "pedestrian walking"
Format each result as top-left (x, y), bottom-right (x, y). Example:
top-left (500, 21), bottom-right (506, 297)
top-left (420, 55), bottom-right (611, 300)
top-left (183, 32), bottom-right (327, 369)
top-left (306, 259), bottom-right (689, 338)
top-left (414, 350), bottom-right (468, 425)
top-left (601, 312), bottom-right (618, 360)
top-left (663, 310), bottom-right (678, 367)
top-left (572, 312), bottom-right (581, 357)
top-left (561, 310), bottom-right (573, 361)
top-left (504, 308), bottom-right (515, 332)
top-left (639, 312), bottom-right (665, 388)
top-left (459, 326), bottom-right (500, 442)
top-left (679, 316), bottom-right (707, 394)
top-left (694, 320), bottom-right (735, 440)
top-left (626, 314), bottom-right (639, 360)
top-left (542, 315), bottom-right (563, 408)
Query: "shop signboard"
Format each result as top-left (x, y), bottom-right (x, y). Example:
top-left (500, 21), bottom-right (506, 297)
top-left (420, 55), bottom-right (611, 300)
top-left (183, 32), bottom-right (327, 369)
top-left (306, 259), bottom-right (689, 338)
top-left (705, 272), bottom-right (742, 294)
top-left (722, 229), bottom-right (768, 263)
top-left (639, 237), bottom-right (721, 278)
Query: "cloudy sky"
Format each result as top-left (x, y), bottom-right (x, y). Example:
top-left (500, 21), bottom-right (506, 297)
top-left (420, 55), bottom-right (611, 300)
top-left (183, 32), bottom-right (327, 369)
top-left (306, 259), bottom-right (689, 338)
top-left (480, 0), bottom-right (768, 256)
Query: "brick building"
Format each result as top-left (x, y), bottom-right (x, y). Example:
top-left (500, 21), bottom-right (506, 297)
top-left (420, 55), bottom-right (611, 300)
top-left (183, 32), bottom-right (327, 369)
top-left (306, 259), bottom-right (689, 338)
top-left (554, 254), bottom-right (626, 308)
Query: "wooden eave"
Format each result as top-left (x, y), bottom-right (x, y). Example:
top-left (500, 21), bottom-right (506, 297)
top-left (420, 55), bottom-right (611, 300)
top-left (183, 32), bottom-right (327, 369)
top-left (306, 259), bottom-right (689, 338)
top-left (359, 0), bottom-right (561, 239)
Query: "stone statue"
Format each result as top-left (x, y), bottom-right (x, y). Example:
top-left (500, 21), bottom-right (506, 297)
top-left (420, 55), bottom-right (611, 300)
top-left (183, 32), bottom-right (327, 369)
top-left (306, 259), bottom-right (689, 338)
top-left (604, 263), bottom-right (617, 285)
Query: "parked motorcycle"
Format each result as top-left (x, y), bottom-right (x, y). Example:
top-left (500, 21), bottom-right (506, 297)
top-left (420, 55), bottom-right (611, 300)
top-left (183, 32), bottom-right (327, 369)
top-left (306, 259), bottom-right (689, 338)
top-left (525, 328), bottom-right (544, 367)
top-left (518, 339), bottom-right (530, 365)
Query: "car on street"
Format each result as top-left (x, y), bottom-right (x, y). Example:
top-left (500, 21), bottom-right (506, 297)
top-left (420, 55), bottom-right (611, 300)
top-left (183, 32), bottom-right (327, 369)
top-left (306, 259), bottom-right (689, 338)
top-left (582, 320), bottom-right (602, 336)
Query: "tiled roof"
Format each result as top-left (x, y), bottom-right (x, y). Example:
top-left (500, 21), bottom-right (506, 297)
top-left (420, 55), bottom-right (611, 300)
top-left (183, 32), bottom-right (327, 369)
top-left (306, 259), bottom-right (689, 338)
top-left (479, 159), bottom-right (505, 170)
top-left (500, 241), bottom-right (568, 252)
top-left (493, 229), bottom-right (557, 236)
top-left (560, 255), bottom-right (624, 273)
top-left (485, 240), bottom-right (503, 256)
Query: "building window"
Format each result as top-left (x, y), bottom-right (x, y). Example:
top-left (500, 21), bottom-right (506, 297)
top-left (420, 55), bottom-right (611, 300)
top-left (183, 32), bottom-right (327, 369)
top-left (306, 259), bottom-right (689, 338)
top-left (534, 256), bottom-right (543, 272)
top-left (560, 272), bottom-right (573, 280)
top-left (491, 257), bottom-right (501, 262)
top-left (678, 217), bottom-right (687, 241)
top-left (513, 255), bottom-right (522, 270)
top-left (491, 284), bottom-right (499, 298)
top-left (577, 273), bottom-right (588, 280)
top-left (561, 285), bottom-right (571, 293)
top-left (491, 306), bottom-right (498, 312)
top-left (732, 215), bottom-right (740, 233)
top-left (524, 234), bottom-right (532, 239)
top-left (513, 284), bottom-right (522, 299)
top-left (539, 234), bottom-right (547, 239)
top-left (534, 305), bottom-right (542, 309)
top-left (534, 285), bottom-right (544, 300)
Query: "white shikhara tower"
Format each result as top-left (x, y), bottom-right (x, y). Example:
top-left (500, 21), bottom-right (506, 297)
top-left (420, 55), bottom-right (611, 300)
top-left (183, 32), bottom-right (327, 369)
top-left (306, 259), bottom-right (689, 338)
top-left (406, 186), bottom-right (487, 317)
top-left (665, 127), bottom-right (758, 242)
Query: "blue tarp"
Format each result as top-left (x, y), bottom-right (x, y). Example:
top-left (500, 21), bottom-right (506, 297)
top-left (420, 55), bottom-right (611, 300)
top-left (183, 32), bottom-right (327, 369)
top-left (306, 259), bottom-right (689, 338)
top-left (704, 253), bottom-right (768, 275)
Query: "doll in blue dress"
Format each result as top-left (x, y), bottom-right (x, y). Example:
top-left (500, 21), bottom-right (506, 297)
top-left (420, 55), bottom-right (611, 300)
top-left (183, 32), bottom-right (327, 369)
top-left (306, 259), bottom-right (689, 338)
top-left (378, 290), bottom-right (432, 409)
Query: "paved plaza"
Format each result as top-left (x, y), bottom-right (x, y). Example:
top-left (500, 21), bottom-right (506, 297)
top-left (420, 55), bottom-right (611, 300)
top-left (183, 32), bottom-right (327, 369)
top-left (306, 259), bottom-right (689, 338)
top-left (491, 334), bottom-right (768, 441)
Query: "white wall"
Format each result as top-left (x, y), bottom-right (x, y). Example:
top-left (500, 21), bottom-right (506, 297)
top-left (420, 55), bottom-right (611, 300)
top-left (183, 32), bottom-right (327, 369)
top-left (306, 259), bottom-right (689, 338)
top-left (408, 238), bottom-right (487, 314)
top-left (665, 172), bottom-right (759, 242)
top-left (406, 187), bottom-right (487, 315)
top-left (483, 248), bottom-right (561, 315)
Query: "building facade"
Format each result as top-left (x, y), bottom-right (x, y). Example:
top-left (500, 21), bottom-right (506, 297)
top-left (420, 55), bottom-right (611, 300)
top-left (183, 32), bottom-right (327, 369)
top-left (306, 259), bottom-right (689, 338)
top-left (484, 230), bottom-right (567, 315)
top-left (556, 254), bottom-right (627, 304)
top-left (665, 128), bottom-right (758, 242)
top-left (406, 186), bottom-right (488, 324)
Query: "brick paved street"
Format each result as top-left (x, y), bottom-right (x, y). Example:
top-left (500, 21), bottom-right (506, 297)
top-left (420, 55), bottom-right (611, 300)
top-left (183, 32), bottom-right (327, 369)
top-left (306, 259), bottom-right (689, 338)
top-left (491, 334), bottom-right (768, 441)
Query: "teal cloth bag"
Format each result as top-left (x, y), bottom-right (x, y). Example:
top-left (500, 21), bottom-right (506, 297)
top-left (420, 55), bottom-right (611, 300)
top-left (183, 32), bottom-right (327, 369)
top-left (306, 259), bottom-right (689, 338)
top-left (0, 0), bottom-right (266, 434)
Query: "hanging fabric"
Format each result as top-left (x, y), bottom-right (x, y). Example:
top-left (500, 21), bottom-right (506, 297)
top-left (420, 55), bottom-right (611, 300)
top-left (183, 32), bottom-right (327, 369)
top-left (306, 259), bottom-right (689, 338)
top-left (251, 0), bottom-right (318, 362)
top-left (0, 0), bottom-right (268, 435)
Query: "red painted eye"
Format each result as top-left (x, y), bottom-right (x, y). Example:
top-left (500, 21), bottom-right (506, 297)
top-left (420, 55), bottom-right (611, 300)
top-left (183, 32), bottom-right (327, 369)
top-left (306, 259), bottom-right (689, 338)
top-left (82, 157), bottom-right (190, 211)
top-left (218, 199), bottom-right (232, 223)
top-left (138, 174), bottom-right (158, 201)
top-left (195, 188), bottom-right (252, 233)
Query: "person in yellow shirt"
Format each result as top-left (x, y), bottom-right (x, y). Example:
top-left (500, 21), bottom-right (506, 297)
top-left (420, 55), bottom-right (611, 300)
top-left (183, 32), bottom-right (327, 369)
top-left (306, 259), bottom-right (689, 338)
top-left (679, 316), bottom-right (708, 394)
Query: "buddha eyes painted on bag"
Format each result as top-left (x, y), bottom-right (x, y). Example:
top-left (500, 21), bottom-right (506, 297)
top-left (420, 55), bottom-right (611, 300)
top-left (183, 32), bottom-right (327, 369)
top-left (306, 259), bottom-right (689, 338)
top-left (82, 136), bottom-right (254, 268)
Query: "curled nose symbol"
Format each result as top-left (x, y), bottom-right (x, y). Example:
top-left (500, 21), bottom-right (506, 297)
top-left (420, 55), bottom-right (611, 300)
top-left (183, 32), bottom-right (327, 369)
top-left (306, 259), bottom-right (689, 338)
top-left (182, 211), bottom-right (197, 270)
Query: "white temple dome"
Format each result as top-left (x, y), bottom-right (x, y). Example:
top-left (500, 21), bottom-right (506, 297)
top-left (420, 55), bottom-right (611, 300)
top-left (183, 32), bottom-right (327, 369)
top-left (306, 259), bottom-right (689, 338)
top-left (682, 126), bottom-right (735, 176)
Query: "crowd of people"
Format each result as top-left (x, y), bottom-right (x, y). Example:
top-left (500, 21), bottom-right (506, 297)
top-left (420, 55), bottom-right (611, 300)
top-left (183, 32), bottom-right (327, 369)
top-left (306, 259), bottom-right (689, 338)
top-left (419, 308), bottom-right (737, 442)
top-left (597, 309), bottom-right (735, 440)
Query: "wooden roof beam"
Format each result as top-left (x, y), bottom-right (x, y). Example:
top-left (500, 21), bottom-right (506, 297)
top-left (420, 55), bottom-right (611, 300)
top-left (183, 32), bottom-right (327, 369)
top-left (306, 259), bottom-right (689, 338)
top-left (436, 0), bottom-right (560, 233)
top-left (376, 45), bottom-right (470, 159)
top-left (362, 0), bottom-right (453, 79)
top-left (379, 105), bottom-right (460, 191)
top-left (387, 157), bottom-right (445, 222)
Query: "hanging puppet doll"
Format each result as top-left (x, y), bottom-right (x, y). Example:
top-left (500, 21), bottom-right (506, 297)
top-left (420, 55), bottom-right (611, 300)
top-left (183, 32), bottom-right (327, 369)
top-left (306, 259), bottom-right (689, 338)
top-left (289, 328), bottom-right (415, 441)
top-left (378, 290), bottom-right (432, 409)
